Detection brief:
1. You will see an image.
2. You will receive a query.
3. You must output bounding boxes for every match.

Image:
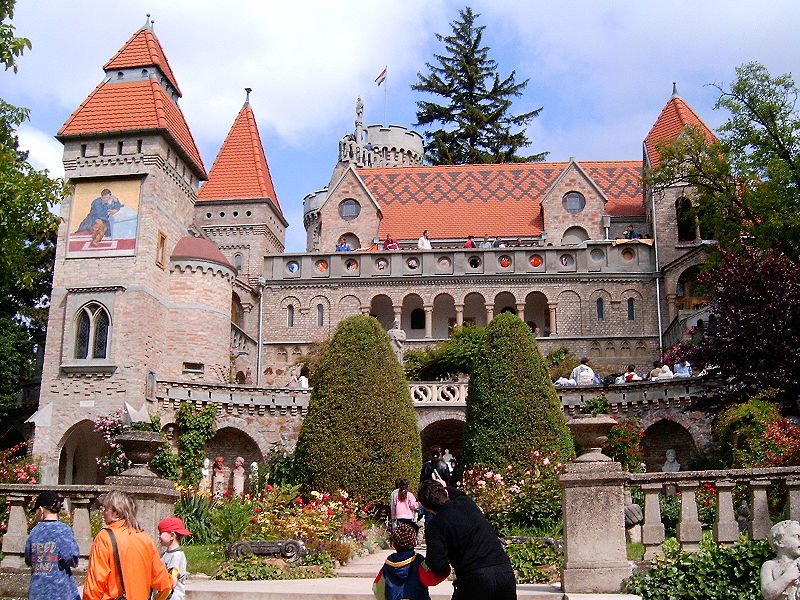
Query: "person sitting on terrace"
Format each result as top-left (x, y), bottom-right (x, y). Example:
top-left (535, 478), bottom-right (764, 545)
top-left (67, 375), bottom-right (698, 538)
top-left (492, 237), bottom-right (506, 248)
top-left (623, 364), bottom-right (642, 383)
top-left (624, 224), bottom-right (642, 239)
top-left (648, 361), bottom-right (663, 380)
top-left (570, 357), bottom-right (596, 386)
top-left (652, 363), bottom-right (674, 381)
top-left (335, 236), bottom-right (352, 252)
top-left (464, 235), bottom-right (476, 249)
top-left (674, 360), bottom-right (692, 377)
top-left (383, 234), bottom-right (400, 251)
top-left (479, 235), bottom-right (492, 248)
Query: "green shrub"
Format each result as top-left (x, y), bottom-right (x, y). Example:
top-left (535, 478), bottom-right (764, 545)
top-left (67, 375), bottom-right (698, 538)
top-left (624, 536), bottom-right (771, 600)
top-left (213, 551), bottom-right (335, 581)
top-left (294, 315), bottom-right (421, 504)
top-left (403, 325), bottom-right (485, 380)
top-left (545, 347), bottom-right (580, 380)
top-left (603, 419), bottom-right (644, 472)
top-left (505, 539), bottom-right (562, 584)
top-left (462, 313), bottom-right (573, 469)
top-left (714, 390), bottom-right (781, 467)
top-left (583, 395), bottom-right (609, 416)
top-left (175, 494), bottom-right (214, 545)
top-left (212, 497), bottom-right (257, 544)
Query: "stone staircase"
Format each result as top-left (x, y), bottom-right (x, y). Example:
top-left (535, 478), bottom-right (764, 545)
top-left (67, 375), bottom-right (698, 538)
top-left (184, 549), bottom-right (639, 599)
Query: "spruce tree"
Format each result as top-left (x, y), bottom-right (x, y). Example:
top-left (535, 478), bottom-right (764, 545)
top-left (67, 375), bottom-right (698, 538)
top-left (412, 6), bottom-right (546, 165)
top-left (293, 315), bottom-right (422, 503)
top-left (462, 313), bottom-right (573, 469)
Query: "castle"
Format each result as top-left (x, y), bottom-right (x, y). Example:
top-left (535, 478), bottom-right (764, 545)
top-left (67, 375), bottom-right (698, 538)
top-left (29, 22), bottom-right (713, 484)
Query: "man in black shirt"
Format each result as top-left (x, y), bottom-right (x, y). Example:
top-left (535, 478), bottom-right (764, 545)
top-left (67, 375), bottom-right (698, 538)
top-left (417, 479), bottom-right (517, 600)
top-left (419, 446), bottom-right (451, 485)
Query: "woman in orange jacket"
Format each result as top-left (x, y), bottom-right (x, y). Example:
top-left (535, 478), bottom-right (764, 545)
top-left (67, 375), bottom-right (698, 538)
top-left (83, 491), bottom-right (174, 600)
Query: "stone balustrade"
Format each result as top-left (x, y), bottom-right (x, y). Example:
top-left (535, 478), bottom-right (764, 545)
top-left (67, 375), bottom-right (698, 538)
top-left (156, 380), bottom-right (311, 416)
top-left (264, 241), bottom-right (655, 282)
top-left (0, 484), bottom-right (106, 568)
top-left (627, 466), bottom-right (800, 559)
top-left (409, 381), bottom-right (469, 404)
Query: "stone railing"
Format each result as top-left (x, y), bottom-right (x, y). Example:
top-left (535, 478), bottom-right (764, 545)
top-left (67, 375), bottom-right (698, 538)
top-left (0, 484), bottom-right (106, 568)
top-left (409, 381), bottom-right (468, 404)
top-left (628, 467), bottom-right (800, 559)
top-left (155, 380), bottom-right (311, 416)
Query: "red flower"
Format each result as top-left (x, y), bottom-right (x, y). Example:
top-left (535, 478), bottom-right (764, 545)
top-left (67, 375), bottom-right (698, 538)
top-left (253, 506), bottom-right (261, 514)
top-left (295, 497), bottom-right (304, 505)
top-left (265, 484), bottom-right (273, 490)
top-left (250, 517), bottom-right (258, 523)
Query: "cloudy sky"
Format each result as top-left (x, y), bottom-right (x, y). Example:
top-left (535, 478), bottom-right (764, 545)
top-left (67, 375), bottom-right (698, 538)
top-left (6, 0), bottom-right (800, 251)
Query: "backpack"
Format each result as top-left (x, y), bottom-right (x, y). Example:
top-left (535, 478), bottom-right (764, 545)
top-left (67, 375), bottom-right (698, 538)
top-left (577, 366), bottom-right (594, 385)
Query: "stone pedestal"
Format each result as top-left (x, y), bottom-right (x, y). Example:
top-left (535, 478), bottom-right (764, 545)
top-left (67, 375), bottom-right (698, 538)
top-left (560, 460), bottom-right (631, 594)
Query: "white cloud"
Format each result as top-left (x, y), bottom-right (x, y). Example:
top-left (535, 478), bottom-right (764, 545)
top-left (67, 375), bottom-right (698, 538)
top-left (16, 125), bottom-right (64, 178)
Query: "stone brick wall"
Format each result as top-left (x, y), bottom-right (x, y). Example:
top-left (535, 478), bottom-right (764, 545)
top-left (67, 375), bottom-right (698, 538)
top-left (319, 168), bottom-right (381, 251)
top-left (541, 162), bottom-right (607, 243)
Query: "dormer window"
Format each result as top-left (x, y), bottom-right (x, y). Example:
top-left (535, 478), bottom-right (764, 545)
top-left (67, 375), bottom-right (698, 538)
top-left (562, 191), bottom-right (586, 214)
top-left (141, 68), bottom-right (149, 78)
top-left (117, 71), bottom-right (124, 80)
top-left (339, 199), bottom-right (361, 221)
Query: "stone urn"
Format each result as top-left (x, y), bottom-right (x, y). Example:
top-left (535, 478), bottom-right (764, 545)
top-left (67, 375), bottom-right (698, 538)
top-left (114, 431), bottom-right (163, 478)
top-left (567, 414), bottom-right (617, 462)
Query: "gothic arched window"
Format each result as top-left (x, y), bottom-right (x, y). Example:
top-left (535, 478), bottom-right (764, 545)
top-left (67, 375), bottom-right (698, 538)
top-left (74, 302), bottom-right (111, 359)
top-left (596, 298), bottom-right (605, 321)
top-left (316, 304), bottom-right (324, 327)
top-left (287, 305), bottom-right (295, 327)
top-left (627, 298), bottom-right (635, 321)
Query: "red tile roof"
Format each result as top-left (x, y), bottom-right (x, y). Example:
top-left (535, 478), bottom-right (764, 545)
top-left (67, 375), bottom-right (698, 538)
top-left (58, 79), bottom-right (206, 179)
top-left (171, 236), bottom-right (233, 269)
top-left (197, 104), bottom-right (282, 214)
top-left (644, 95), bottom-right (717, 168)
top-left (357, 161), bottom-right (643, 240)
top-left (103, 27), bottom-right (182, 96)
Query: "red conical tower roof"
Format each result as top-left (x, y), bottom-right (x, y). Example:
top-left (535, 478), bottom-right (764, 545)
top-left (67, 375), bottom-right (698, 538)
top-left (197, 95), bottom-right (282, 216)
top-left (644, 85), bottom-right (717, 168)
top-left (103, 24), bottom-right (182, 96)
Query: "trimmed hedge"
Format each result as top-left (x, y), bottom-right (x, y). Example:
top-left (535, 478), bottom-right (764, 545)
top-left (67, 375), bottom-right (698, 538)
top-left (293, 315), bottom-right (422, 503)
top-left (462, 313), bottom-right (573, 468)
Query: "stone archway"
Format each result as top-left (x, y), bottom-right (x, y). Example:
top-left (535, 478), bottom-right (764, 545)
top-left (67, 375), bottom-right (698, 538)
top-left (420, 418), bottom-right (466, 467)
top-left (58, 420), bottom-right (108, 484)
top-left (205, 426), bottom-right (264, 472)
top-left (641, 418), bottom-right (699, 473)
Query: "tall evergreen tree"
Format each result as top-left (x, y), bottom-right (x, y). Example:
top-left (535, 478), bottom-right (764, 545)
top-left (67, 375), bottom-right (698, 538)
top-left (412, 6), bottom-right (545, 165)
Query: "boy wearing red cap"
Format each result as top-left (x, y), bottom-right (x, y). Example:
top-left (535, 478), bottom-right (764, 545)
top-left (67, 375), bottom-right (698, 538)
top-left (156, 517), bottom-right (191, 600)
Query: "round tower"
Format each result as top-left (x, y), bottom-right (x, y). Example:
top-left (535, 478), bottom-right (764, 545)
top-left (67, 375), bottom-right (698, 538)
top-left (167, 236), bottom-right (236, 382)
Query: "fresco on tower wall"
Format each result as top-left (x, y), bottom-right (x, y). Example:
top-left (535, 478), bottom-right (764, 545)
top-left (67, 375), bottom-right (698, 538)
top-left (67, 178), bottom-right (141, 257)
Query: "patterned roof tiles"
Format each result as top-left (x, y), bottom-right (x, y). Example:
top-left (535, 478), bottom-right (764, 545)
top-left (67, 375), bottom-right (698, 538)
top-left (197, 104), bottom-right (282, 215)
top-left (644, 95), bottom-right (716, 168)
top-left (358, 161), bottom-right (643, 240)
top-left (103, 27), bottom-right (182, 96)
top-left (57, 79), bottom-right (206, 179)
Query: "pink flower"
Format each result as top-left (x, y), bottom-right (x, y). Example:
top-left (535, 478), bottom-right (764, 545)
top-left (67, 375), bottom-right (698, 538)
top-left (542, 458), bottom-right (551, 466)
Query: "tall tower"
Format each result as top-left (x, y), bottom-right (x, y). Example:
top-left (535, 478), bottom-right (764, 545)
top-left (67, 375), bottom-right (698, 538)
top-left (32, 20), bottom-right (211, 484)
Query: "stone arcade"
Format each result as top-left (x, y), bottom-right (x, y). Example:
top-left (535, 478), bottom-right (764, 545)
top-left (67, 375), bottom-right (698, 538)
top-left (29, 22), bottom-right (714, 484)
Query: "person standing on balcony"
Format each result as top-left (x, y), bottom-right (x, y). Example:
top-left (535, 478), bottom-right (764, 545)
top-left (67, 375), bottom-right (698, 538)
top-left (417, 230), bottom-right (432, 250)
top-left (25, 491), bottom-right (80, 600)
top-left (383, 234), bottom-right (400, 251)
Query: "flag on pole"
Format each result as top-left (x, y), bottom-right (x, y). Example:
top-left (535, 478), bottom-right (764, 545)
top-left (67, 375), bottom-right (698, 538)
top-left (375, 66), bottom-right (387, 86)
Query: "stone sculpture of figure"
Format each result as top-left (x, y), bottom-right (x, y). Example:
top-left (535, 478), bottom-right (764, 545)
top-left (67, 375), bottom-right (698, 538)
top-left (388, 319), bottom-right (406, 363)
top-left (199, 457), bottom-right (212, 495)
top-left (661, 449), bottom-right (681, 472)
top-left (232, 456), bottom-right (246, 497)
top-left (738, 499), bottom-right (752, 534)
top-left (623, 490), bottom-right (644, 544)
top-left (356, 96), bottom-right (364, 123)
top-left (761, 520), bottom-right (800, 600)
top-left (212, 456), bottom-right (227, 500)
top-left (442, 449), bottom-right (454, 474)
top-left (249, 461), bottom-right (259, 493)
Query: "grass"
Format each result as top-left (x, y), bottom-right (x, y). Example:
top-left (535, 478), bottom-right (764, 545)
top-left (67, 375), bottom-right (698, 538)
top-left (627, 542), bottom-right (644, 560)
top-left (184, 544), bottom-right (226, 576)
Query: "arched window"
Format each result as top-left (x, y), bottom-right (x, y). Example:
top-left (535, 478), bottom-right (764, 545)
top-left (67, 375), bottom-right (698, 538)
top-left (676, 197), bottom-right (697, 242)
top-left (410, 308), bottom-right (425, 329)
top-left (233, 253), bottom-right (243, 272)
top-left (596, 298), bottom-right (604, 321)
top-left (316, 304), bottom-right (324, 327)
top-left (287, 305), bottom-right (295, 327)
top-left (627, 298), bottom-right (635, 321)
top-left (74, 302), bottom-right (111, 359)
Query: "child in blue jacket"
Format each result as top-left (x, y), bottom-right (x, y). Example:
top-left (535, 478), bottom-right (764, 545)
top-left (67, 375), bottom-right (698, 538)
top-left (373, 523), bottom-right (448, 600)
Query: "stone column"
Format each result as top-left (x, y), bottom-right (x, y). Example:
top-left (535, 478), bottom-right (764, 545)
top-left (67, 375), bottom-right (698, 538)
top-left (71, 495), bottom-right (95, 559)
top-left (548, 303), bottom-right (558, 335)
top-left (393, 305), bottom-right (402, 326)
top-left (515, 302), bottom-right (526, 318)
top-left (0, 494), bottom-right (28, 568)
top-left (485, 304), bottom-right (494, 325)
top-left (454, 304), bottom-right (464, 327)
top-left (787, 478), bottom-right (800, 522)
top-left (750, 480), bottom-right (773, 540)
top-left (641, 483), bottom-right (665, 560)
top-left (676, 481), bottom-right (702, 552)
top-left (713, 480), bottom-right (739, 544)
top-left (424, 305), bottom-right (433, 339)
top-left (666, 293), bottom-right (677, 322)
top-left (560, 461), bottom-right (630, 593)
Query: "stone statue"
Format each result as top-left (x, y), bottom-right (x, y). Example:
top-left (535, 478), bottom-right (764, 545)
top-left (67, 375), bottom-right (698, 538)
top-left (356, 96), bottom-right (364, 123)
top-left (232, 456), bottom-right (246, 497)
top-left (388, 319), bottom-right (406, 363)
top-left (199, 457), bottom-right (212, 495)
top-left (212, 456), bottom-right (228, 499)
top-left (623, 490), bottom-right (644, 544)
top-left (661, 449), bottom-right (681, 472)
top-left (249, 461), bottom-right (259, 493)
top-left (761, 520), bottom-right (800, 600)
top-left (442, 449), bottom-right (454, 474)
top-left (738, 499), bottom-right (752, 534)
